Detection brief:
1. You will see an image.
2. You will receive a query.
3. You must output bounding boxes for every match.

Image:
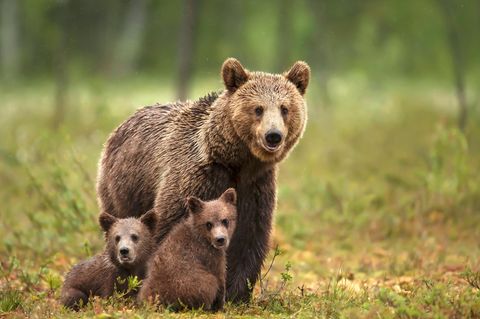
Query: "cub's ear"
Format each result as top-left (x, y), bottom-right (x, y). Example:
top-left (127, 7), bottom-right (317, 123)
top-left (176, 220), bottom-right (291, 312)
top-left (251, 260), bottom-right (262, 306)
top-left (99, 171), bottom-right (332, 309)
top-left (220, 188), bottom-right (237, 206)
top-left (140, 210), bottom-right (157, 232)
top-left (284, 61), bottom-right (310, 95)
top-left (99, 212), bottom-right (117, 233)
top-left (186, 196), bottom-right (204, 215)
top-left (222, 58), bottom-right (249, 93)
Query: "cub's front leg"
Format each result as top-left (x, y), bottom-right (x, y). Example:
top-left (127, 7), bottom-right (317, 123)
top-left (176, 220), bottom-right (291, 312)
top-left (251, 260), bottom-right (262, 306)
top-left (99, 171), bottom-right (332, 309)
top-left (210, 279), bottom-right (225, 311)
top-left (61, 287), bottom-right (89, 310)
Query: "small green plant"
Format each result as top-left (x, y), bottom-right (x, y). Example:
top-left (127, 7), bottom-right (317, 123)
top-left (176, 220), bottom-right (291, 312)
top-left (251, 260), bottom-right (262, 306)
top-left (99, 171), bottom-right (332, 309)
top-left (0, 289), bottom-right (23, 313)
top-left (258, 246), bottom-right (282, 297)
top-left (377, 287), bottom-right (422, 317)
top-left (462, 269), bottom-right (480, 290)
top-left (43, 270), bottom-right (62, 291)
top-left (0, 256), bottom-right (20, 284)
top-left (127, 275), bottom-right (142, 293)
top-left (113, 275), bottom-right (142, 299)
top-left (254, 246), bottom-right (298, 313)
top-left (280, 261), bottom-right (293, 284)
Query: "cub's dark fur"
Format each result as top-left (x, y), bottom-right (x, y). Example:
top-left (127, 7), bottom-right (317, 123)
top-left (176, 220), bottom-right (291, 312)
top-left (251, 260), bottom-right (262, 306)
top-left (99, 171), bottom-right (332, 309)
top-left (138, 188), bottom-right (237, 311)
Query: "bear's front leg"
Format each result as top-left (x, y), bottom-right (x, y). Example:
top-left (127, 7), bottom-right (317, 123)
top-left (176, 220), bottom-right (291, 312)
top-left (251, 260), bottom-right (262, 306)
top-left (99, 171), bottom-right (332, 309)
top-left (61, 287), bottom-right (89, 311)
top-left (210, 281), bottom-right (225, 311)
top-left (226, 168), bottom-right (276, 303)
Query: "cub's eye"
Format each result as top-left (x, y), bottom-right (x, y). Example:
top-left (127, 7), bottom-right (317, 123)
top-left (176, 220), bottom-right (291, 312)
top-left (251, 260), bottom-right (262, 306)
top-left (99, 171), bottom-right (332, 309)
top-left (115, 235), bottom-right (121, 243)
top-left (281, 105), bottom-right (288, 116)
top-left (206, 222), bottom-right (213, 230)
top-left (131, 234), bottom-right (139, 242)
top-left (254, 106), bottom-right (264, 117)
top-left (221, 219), bottom-right (229, 227)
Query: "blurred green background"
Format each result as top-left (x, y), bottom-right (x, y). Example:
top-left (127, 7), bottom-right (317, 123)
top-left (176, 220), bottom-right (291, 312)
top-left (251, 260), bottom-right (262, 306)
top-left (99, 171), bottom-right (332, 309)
top-left (1, 0), bottom-right (479, 104)
top-left (1, 0), bottom-right (480, 317)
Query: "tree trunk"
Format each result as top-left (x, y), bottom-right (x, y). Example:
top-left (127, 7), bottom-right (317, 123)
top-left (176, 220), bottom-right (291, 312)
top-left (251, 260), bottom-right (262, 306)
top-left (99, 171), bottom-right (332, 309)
top-left (177, 0), bottom-right (201, 100)
top-left (276, 0), bottom-right (292, 71)
top-left (438, 0), bottom-right (468, 131)
top-left (308, 0), bottom-right (331, 106)
top-left (52, 2), bottom-right (68, 130)
top-left (0, 0), bottom-right (20, 80)
top-left (111, 0), bottom-right (148, 77)
top-left (98, 2), bottom-right (121, 75)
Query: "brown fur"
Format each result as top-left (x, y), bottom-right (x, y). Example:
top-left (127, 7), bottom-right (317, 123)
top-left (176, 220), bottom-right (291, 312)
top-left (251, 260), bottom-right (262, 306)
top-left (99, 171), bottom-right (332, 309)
top-left (60, 211), bottom-right (156, 310)
top-left (97, 58), bottom-right (310, 302)
top-left (138, 189), bottom-right (237, 310)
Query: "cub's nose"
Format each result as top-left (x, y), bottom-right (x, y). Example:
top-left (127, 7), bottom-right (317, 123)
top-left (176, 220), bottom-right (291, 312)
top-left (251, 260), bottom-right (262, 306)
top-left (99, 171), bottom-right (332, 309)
top-left (265, 129), bottom-right (283, 148)
top-left (215, 236), bottom-right (226, 246)
top-left (119, 247), bottom-right (130, 256)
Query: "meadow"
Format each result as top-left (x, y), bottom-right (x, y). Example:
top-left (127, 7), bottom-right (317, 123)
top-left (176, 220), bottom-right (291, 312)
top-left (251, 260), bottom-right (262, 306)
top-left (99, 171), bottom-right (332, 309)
top-left (1, 76), bottom-right (479, 318)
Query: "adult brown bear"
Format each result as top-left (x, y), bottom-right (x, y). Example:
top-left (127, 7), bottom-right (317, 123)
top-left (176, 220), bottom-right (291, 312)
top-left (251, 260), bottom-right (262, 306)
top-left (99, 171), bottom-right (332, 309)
top-left (97, 58), bottom-right (310, 302)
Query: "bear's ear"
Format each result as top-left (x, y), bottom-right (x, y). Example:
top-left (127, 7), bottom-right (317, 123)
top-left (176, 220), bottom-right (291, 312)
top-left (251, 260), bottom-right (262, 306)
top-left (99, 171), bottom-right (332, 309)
top-left (186, 196), bottom-right (204, 215)
top-left (284, 61), bottom-right (310, 95)
top-left (140, 210), bottom-right (157, 232)
top-left (99, 212), bottom-right (117, 233)
top-left (220, 188), bottom-right (237, 206)
top-left (222, 58), bottom-right (249, 93)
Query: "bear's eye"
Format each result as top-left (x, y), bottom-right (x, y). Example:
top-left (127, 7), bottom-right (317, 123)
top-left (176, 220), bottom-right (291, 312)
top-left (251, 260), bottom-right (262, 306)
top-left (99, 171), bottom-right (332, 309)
top-left (254, 106), bottom-right (263, 117)
top-left (131, 234), bottom-right (139, 242)
top-left (221, 219), bottom-right (229, 228)
top-left (115, 235), bottom-right (121, 243)
top-left (281, 105), bottom-right (289, 117)
top-left (206, 222), bottom-right (213, 230)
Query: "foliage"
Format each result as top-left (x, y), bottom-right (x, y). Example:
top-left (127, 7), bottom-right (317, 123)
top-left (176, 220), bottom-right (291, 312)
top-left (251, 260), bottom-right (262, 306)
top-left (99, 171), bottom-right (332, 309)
top-left (1, 0), bottom-right (479, 317)
top-left (0, 78), bottom-right (479, 317)
top-left (1, 0), bottom-right (479, 83)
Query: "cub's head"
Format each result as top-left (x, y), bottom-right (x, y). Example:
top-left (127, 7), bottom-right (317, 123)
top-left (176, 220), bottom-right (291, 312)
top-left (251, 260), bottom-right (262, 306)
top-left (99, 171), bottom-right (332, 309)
top-left (222, 57), bottom-right (310, 163)
top-left (99, 211), bottom-right (157, 269)
top-left (186, 188), bottom-right (237, 250)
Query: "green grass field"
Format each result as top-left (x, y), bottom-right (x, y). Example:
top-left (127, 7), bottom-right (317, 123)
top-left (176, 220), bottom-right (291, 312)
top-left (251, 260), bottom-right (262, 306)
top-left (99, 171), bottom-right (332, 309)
top-left (1, 78), bottom-right (479, 318)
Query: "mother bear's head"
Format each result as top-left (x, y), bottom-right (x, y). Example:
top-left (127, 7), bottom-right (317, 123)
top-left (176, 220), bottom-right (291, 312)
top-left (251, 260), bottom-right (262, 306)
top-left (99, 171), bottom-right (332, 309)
top-left (221, 58), bottom-right (310, 163)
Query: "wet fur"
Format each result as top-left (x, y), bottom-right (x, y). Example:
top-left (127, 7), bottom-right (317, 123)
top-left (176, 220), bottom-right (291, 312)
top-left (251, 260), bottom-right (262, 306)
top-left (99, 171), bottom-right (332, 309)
top-left (97, 58), bottom-right (310, 302)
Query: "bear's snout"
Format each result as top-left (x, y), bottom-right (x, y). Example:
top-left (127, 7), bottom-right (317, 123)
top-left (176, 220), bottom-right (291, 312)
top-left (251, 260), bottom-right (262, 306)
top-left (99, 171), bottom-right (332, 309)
top-left (211, 226), bottom-right (229, 249)
top-left (265, 129), bottom-right (283, 149)
top-left (119, 247), bottom-right (130, 256)
top-left (215, 236), bottom-right (226, 246)
top-left (117, 244), bottom-right (136, 265)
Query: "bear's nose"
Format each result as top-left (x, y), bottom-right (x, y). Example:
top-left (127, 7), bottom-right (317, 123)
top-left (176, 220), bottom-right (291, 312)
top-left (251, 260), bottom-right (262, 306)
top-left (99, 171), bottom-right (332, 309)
top-left (119, 247), bottom-right (129, 256)
top-left (265, 129), bottom-right (283, 147)
top-left (215, 236), bottom-right (226, 246)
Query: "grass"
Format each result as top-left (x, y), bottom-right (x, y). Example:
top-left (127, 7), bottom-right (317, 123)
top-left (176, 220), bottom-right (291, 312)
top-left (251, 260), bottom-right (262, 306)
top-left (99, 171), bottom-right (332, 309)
top-left (0, 76), bottom-right (479, 318)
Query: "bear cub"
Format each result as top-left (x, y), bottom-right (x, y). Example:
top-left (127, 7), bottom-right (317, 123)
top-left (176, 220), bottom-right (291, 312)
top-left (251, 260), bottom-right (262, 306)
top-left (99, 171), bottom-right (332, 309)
top-left (138, 188), bottom-right (237, 311)
top-left (61, 211), bottom-right (157, 310)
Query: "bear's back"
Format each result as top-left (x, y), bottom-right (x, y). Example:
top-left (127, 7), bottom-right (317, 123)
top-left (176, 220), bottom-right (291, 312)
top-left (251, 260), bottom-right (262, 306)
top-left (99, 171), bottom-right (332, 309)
top-left (97, 93), bottom-right (220, 219)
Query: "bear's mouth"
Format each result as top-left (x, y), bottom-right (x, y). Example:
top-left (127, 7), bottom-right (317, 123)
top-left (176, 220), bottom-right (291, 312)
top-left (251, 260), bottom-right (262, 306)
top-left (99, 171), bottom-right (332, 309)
top-left (259, 139), bottom-right (282, 153)
top-left (118, 255), bottom-right (134, 264)
top-left (212, 241), bottom-right (229, 250)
